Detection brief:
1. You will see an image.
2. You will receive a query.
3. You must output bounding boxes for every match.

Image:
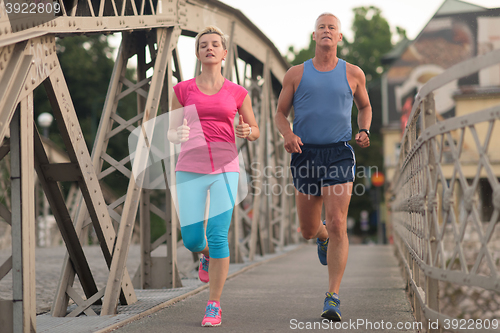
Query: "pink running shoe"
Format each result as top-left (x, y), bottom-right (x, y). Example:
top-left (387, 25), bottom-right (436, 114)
top-left (201, 301), bottom-right (222, 327)
top-left (199, 254), bottom-right (209, 283)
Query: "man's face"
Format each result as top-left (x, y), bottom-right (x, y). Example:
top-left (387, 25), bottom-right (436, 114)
top-left (313, 15), bottom-right (342, 47)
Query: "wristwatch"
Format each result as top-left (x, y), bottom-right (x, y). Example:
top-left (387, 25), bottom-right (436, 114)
top-left (359, 129), bottom-right (370, 137)
top-left (247, 126), bottom-right (252, 138)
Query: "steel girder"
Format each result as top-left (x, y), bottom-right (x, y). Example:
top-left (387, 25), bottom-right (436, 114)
top-left (0, 0), bottom-right (292, 331)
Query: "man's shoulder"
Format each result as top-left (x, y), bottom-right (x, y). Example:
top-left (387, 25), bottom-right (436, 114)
top-left (344, 61), bottom-right (365, 77)
top-left (284, 63), bottom-right (304, 83)
top-left (287, 63), bottom-right (304, 74)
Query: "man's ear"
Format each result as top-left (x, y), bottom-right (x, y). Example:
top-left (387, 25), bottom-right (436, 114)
top-left (312, 31), bottom-right (316, 41)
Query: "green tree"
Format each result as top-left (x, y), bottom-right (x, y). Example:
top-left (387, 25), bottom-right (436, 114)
top-left (34, 35), bottom-right (137, 195)
top-left (345, 6), bottom-right (392, 84)
top-left (35, 35), bottom-right (117, 149)
top-left (286, 35), bottom-right (315, 66)
top-left (33, 35), bottom-right (173, 243)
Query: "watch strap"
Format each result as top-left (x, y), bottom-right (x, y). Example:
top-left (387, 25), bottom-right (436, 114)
top-left (359, 129), bottom-right (370, 137)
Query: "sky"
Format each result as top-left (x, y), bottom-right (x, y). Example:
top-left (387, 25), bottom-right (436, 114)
top-left (109, 0), bottom-right (500, 76)
top-left (218, 0), bottom-right (500, 54)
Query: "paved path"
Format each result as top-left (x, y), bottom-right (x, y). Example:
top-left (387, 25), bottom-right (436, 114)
top-left (114, 245), bottom-right (417, 333)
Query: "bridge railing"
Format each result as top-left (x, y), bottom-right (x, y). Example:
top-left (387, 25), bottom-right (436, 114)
top-left (389, 48), bottom-right (500, 332)
top-left (0, 1), bottom-right (296, 331)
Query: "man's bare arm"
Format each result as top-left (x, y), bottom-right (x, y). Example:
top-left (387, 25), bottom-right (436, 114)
top-left (350, 65), bottom-right (372, 148)
top-left (275, 65), bottom-right (304, 153)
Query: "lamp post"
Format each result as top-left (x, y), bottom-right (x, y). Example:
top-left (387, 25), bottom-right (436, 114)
top-left (371, 171), bottom-right (385, 244)
top-left (37, 112), bottom-right (53, 247)
top-left (37, 112), bottom-right (53, 138)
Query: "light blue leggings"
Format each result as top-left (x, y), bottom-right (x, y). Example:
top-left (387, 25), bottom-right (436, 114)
top-left (176, 171), bottom-right (239, 259)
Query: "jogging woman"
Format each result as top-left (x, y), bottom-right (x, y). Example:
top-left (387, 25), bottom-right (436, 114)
top-left (168, 26), bottom-right (259, 327)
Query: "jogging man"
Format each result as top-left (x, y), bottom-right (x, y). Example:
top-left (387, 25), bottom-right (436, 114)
top-left (275, 13), bottom-right (372, 321)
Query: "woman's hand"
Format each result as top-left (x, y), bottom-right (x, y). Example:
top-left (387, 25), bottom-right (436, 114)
top-left (177, 119), bottom-right (190, 142)
top-left (236, 115), bottom-right (252, 139)
top-left (168, 118), bottom-right (190, 144)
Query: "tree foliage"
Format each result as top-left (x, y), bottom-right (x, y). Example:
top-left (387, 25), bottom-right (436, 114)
top-left (345, 6), bottom-right (392, 83)
top-left (34, 35), bottom-right (137, 196)
top-left (34, 35), bottom-right (117, 149)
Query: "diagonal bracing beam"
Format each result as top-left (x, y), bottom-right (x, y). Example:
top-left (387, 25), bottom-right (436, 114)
top-left (45, 60), bottom-right (137, 317)
top-left (33, 128), bottom-right (100, 301)
top-left (101, 26), bottom-right (181, 315)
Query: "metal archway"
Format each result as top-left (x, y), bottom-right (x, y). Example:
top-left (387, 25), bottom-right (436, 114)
top-left (0, 0), bottom-right (295, 331)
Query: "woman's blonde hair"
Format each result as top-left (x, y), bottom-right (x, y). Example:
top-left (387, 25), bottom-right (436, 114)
top-left (195, 26), bottom-right (228, 57)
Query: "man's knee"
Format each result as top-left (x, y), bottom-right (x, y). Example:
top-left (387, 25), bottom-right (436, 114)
top-left (301, 230), bottom-right (316, 240)
top-left (300, 223), bottom-right (321, 240)
top-left (325, 218), bottom-right (347, 237)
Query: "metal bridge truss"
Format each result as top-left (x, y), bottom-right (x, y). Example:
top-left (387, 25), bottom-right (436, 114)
top-left (390, 48), bottom-right (500, 332)
top-left (0, 0), bottom-right (297, 331)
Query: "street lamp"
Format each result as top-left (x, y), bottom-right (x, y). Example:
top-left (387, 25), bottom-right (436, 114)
top-left (37, 112), bottom-right (53, 138)
top-left (37, 112), bottom-right (53, 247)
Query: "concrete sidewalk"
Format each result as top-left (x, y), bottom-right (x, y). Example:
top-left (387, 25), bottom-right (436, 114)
top-left (113, 245), bottom-right (417, 333)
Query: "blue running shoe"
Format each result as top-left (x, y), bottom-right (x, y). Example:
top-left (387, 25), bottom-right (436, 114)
top-left (316, 238), bottom-right (328, 265)
top-left (321, 292), bottom-right (341, 321)
top-left (317, 220), bottom-right (328, 265)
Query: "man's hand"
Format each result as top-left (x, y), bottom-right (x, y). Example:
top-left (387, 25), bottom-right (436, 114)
top-left (176, 118), bottom-right (190, 143)
top-left (355, 131), bottom-right (370, 148)
top-left (284, 132), bottom-right (304, 153)
top-left (236, 115), bottom-right (252, 139)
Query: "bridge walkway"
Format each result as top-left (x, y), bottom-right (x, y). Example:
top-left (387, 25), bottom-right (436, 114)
top-left (112, 244), bottom-right (417, 333)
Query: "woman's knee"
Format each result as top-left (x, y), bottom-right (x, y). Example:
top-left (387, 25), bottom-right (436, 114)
top-left (205, 211), bottom-right (232, 258)
top-left (183, 236), bottom-right (206, 253)
top-left (181, 223), bottom-right (206, 253)
top-left (207, 238), bottom-right (229, 258)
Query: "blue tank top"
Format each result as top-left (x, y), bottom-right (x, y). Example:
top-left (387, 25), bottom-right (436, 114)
top-left (292, 58), bottom-right (353, 144)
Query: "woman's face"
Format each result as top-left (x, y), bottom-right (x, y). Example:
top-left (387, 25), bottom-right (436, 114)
top-left (197, 33), bottom-right (227, 64)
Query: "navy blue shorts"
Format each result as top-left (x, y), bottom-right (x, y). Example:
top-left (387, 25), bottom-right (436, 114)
top-left (290, 142), bottom-right (356, 196)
